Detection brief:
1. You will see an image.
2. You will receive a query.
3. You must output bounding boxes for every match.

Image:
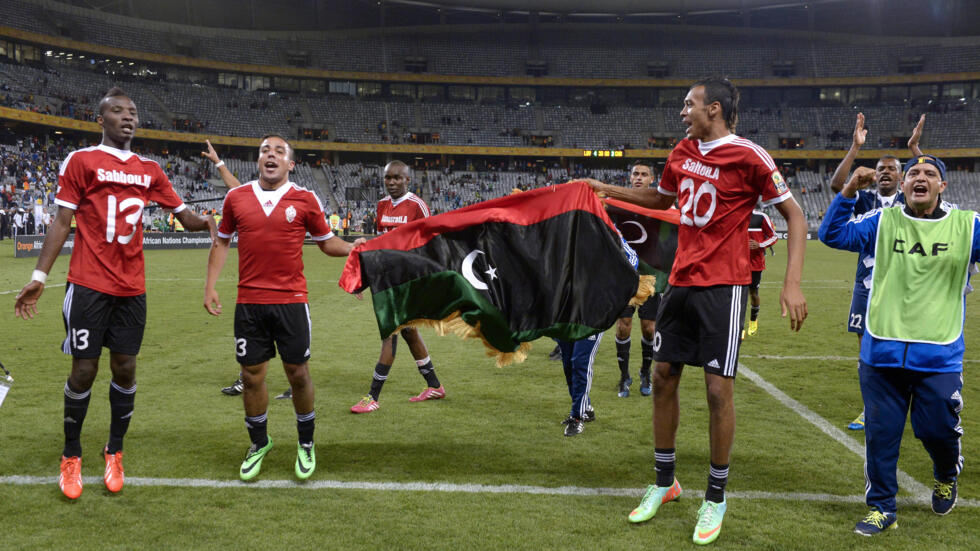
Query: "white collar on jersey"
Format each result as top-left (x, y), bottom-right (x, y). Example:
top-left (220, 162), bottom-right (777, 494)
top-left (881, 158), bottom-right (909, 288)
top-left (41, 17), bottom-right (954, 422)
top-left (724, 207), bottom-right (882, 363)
top-left (249, 180), bottom-right (295, 217)
top-left (97, 143), bottom-right (136, 162)
top-left (388, 191), bottom-right (417, 207)
top-left (696, 133), bottom-right (738, 156)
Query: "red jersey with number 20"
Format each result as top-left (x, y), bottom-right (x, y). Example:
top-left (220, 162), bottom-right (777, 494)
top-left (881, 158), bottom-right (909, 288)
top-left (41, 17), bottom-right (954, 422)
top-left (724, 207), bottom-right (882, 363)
top-left (658, 135), bottom-right (792, 287)
top-left (55, 144), bottom-right (186, 296)
top-left (376, 192), bottom-right (429, 233)
top-left (218, 181), bottom-right (332, 304)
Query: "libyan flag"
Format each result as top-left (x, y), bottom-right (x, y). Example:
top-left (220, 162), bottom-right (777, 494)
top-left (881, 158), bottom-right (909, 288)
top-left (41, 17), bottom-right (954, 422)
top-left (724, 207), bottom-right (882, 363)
top-left (603, 199), bottom-right (680, 293)
top-left (339, 181), bottom-right (652, 365)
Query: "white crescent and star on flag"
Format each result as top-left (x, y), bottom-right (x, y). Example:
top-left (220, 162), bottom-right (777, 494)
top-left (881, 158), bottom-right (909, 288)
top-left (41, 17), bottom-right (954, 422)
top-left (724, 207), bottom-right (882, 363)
top-left (461, 249), bottom-right (499, 290)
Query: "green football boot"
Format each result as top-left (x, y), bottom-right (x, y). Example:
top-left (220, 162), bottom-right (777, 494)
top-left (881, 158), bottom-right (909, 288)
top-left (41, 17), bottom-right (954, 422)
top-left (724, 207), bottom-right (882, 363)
top-left (239, 438), bottom-right (273, 481)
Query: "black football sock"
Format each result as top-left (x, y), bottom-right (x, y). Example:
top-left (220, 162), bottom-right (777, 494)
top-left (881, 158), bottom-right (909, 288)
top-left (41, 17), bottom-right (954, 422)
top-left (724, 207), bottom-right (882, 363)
top-left (640, 337), bottom-right (655, 373)
top-left (63, 380), bottom-right (91, 458)
top-left (751, 305), bottom-right (760, 321)
top-left (296, 410), bottom-right (315, 446)
top-left (706, 462), bottom-right (729, 503)
top-left (368, 363), bottom-right (392, 400)
top-left (655, 448), bottom-right (676, 487)
top-left (416, 357), bottom-right (440, 388)
top-left (107, 381), bottom-right (136, 454)
top-left (615, 337), bottom-right (631, 380)
top-left (244, 412), bottom-right (268, 448)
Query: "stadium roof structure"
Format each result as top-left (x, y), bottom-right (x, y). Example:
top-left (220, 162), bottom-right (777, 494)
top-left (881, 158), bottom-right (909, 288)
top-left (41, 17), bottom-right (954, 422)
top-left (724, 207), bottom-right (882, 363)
top-left (388, 0), bottom-right (846, 16)
top-left (54, 0), bottom-right (979, 36)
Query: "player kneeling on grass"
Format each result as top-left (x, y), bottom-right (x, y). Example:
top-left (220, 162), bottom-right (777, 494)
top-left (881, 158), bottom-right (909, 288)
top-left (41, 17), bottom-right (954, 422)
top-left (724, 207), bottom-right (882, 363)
top-left (819, 156), bottom-right (972, 535)
top-left (204, 134), bottom-right (365, 481)
top-left (14, 87), bottom-right (217, 500)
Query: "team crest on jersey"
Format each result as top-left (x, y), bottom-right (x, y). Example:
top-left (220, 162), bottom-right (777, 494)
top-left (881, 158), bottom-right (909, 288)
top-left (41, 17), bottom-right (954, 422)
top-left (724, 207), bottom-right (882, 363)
top-left (772, 171), bottom-right (788, 194)
top-left (285, 205), bottom-right (297, 223)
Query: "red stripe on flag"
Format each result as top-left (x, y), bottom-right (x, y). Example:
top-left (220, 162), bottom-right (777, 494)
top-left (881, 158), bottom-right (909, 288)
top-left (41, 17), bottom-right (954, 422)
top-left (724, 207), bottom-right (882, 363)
top-left (604, 198), bottom-right (681, 226)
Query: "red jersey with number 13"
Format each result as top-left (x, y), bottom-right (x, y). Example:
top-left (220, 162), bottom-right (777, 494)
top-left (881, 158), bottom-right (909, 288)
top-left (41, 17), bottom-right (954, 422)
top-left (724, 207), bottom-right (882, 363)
top-left (657, 135), bottom-right (791, 287)
top-left (54, 144), bottom-right (186, 296)
top-left (376, 192), bottom-right (430, 233)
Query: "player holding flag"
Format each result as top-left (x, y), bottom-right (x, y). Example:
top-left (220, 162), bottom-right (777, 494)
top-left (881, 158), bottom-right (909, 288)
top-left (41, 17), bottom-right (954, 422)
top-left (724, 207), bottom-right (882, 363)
top-left (589, 77), bottom-right (807, 545)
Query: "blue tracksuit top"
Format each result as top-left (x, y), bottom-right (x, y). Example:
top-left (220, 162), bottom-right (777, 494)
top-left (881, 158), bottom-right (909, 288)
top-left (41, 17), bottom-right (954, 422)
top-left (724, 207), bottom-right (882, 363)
top-left (819, 193), bottom-right (980, 373)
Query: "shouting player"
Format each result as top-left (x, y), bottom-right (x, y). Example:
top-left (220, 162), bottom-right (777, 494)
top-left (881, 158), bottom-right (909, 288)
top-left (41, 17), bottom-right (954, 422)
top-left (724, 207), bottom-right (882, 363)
top-left (14, 87), bottom-right (216, 499)
top-left (204, 134), bottom-right (364, 480)
top-left (589, 77), bottom-right (807, 545)
top-left (350, 161), bottom-right (447, 414)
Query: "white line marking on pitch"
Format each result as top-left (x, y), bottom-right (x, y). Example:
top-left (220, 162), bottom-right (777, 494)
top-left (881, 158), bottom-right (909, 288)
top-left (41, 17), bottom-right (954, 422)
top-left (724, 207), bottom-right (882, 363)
top-left (1, 475), bottom-right (974, 507)
top-left (743, 354), bottom-right (980, 364)
top-left (739, 363), bottom-right (931, 498)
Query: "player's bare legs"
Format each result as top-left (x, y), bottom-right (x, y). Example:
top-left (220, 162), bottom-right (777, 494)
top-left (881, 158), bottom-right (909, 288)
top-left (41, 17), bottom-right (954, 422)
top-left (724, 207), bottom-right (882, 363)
top-left (68, 357), bottom-right (100, 393)
top-left (652, 361), bottom-right (683, 448)
top-left (377, 334), bottom-right (397, 365)
top-left (241, 361), bottom-right (270, 417)
top-left (283, 361), bottom-right (314, 415)
top-left (704, 372), bottom-right (735, 466)
top-left (402, 327), bottom-right (431, 362)
top-left (107, 352), bottom-right (136, 388)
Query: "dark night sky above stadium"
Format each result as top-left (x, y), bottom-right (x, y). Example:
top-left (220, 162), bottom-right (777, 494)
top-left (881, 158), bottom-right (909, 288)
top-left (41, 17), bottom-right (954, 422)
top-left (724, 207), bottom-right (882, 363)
top-left (56, 0), bottom-right (979, 36)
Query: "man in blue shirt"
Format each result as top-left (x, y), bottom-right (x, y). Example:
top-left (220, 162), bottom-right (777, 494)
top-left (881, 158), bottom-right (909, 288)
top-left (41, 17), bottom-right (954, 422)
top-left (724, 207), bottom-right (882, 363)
top-left (828, 114), bottom-right (923, 431)
top-left (820, 155), bottom-right (975, 536)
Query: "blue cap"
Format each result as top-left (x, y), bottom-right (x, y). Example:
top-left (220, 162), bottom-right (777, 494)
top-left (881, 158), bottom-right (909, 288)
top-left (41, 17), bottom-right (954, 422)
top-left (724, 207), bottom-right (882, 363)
top-left (904, 154), bottom-right (946, 181)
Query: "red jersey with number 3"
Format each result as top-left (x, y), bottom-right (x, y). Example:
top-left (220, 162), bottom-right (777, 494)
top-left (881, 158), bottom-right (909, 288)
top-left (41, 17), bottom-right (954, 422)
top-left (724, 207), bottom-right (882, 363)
top-left (55, 144), bottom-right (186, 296)
top-left (657, 135), bottom-right (792, 287)
top-left (218, 181), bottom-right (332, 304)
top-left (376, 192), bottom-right (430, 233)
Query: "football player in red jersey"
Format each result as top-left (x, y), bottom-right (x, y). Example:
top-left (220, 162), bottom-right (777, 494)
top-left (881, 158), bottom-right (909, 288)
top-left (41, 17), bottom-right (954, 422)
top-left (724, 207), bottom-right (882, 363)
top-left (204, 134), bottom-right (364, 481)
top-left (14, 87), bottom-right (216, 500)
top-left (589, 77), bottom-right (808, 545)
top-left (745, 207), bottom-right (777, 339)
top-left (350, 161), bottom-right (447, 414)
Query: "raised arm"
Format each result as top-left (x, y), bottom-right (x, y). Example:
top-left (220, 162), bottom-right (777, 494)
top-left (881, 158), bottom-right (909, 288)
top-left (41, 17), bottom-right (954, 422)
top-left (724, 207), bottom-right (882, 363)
top-left (830, 113), bottom-right (867, 193)
top-left (14, 206), bottom-right (74, 319)
top-left (908, 114), bottom-right (925, 157)
top-left (819, 166), bottom-right (878, 254)
top-left (201, 139), bottom-right (242, 189)
top-left (772, 197), bottom-right (808, 331)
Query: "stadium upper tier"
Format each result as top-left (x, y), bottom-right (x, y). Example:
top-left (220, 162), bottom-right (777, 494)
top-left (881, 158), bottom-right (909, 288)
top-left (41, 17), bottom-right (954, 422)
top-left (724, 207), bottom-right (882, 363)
top-left (3, 61), bottom-right (979, 150)
top-left (6, 0), bottom-right (980, 80)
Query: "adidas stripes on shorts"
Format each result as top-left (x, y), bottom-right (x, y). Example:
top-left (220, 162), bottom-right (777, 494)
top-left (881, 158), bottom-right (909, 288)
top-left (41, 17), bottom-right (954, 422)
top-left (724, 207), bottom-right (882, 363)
top-left (652, 284), bottom-right (748, 378)
top-left (233, 303), bottom-right (312, 366)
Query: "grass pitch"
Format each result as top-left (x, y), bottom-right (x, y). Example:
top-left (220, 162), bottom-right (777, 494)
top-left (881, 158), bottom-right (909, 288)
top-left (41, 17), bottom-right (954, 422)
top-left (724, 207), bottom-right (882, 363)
top-left (0, 237), bottom-right (978, 550)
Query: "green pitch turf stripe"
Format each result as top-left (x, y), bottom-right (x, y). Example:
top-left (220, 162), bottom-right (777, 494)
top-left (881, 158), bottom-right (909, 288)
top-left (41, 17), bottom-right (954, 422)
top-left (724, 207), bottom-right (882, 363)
top-left (740, 363), bottom-right (931, 497)
top-left (0, 476), bottom-right (976, 507)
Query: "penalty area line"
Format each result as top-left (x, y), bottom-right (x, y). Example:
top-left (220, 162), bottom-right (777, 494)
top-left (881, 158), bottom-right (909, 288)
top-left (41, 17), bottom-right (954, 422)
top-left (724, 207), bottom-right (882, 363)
top-left (1, 475), bottom-right (975, 507)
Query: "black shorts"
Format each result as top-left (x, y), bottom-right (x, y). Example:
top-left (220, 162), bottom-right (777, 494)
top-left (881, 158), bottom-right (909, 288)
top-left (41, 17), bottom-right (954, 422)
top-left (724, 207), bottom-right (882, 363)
top-left (653, 284), bottom-right (747, 378)
top-left (749, 271), bottom-right (762, 292)
top-left (61, 282), bottom-right (146, 358)
top-left (619, 293), bottom-right (662, 321)
top-left (234, 303), bottom-right (312, 366)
